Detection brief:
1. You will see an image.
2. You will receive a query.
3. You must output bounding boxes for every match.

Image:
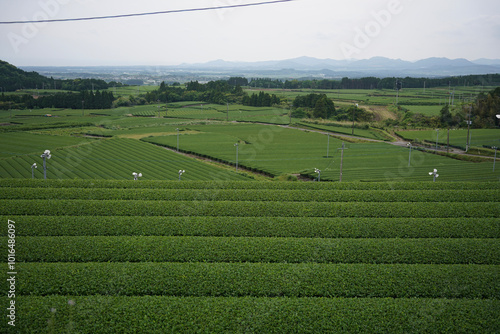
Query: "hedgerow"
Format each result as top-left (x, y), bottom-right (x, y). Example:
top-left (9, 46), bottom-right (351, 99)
top-left (13, 236), bottom-right (500, 264)
top-left (3, 296), bottom-right (498, 334)
top-left (0, 188), bottom-right (497, 202)
top-left (1, 200), bottom-right (498, 218)
top-left (12, 262), bottom-right (499, 299)
top-left (1, 179), bottom-right (499, 190)
top-left (3, 215), bottom-right (498, 239)
top-left (1, 179), bottom-right (497, 333)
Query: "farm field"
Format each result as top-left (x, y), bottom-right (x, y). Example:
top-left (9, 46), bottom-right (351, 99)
top-left (396, 128), bottom-right (500, 150)
top-left (295, 121), bottom-right (392, 141)
top-left (163, 103), bottom-right (291, 124)
top-left (0, 137), bottom-right (249, 180)
top-left (1, 84), bottom-right (499, 182)
top-left (142, 123), bottom-right (500, 181)
top-left (0, 132), bottom-right (97, 158)
top-left (1, 180), bottom-right (499, 333)
top-left (261, 86), bottom-right (493, 110)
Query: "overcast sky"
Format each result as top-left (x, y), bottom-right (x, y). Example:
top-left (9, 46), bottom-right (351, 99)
top-left (1, 0), bottom-right (499, 66)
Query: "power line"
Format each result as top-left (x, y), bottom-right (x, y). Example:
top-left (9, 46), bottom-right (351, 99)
top-left (0, 0), bottom-right (296, 25)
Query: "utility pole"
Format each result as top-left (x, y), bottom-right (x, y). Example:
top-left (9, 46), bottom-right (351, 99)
top-left (176, 128), bottom-right (179, 152)
top-left (407, 143), bottom-right (412, 167)
top-left (338, 142), bottom-right (347, 182)
top-left (326, 134), bottom-right (330, 158)
top-left (436, 129), bottom-right (439, 150)
top-left (352, 104), bottom-right (357, 135)
top-left (234, 143), bottom-right (239, 171)
top-left (447, 128), bottom-right (450, 153)
top-left (466, 105), bottom-right (472, 152)
top-left (448, 81), bottom-right (451, 106)
top-left (493, 146), bottom-right (498, 172)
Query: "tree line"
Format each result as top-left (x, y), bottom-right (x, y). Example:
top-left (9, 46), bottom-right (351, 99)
top-left (242, 91), bottom-right (280, 107)
top-left (0, 60), bottom-right (124, 92)
top-left (292, 93), bottom-right (374, 121)
top-left (144, 80), bottom-right (246, 105)
top-left (247, 74), bottom-right (500, 90)
top-left (0, 90), bottom-right (114, 110)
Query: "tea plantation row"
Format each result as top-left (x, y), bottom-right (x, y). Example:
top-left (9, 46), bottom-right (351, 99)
top-left (4, 215), bottom-right (498, 238)
top-left (2, 199), bottom-right (498, 218)
top-left (8, 236), bottom-right (499, 264)
top-left (1, 187), bottom-right (498, 202)
top-left (1, 179), bottom-right (498, 333)
top-left (2, 179), bottom-right (497, 190)
top-left (10, 262), bottom-right (499, 299)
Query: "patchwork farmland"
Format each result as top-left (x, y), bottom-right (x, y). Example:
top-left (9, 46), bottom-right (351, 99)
top-left (1, 180), bottom-right (499, 333)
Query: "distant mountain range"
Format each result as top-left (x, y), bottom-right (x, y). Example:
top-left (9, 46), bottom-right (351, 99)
top-left (175, 56), bottom-right (500, 78)
top-left (18, 56), bottom-right (500, 82)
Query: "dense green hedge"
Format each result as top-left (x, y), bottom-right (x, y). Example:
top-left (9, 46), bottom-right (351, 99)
top-left (3, 296), bottom-right (498, 334)
top-left (2, 199), bottom-right (498, 218)
top-left (1, 179), bottom-right (499, 190)
top-left (1, 187), bottom-right (498, 202)
top-left (4, 215), bottom-right (498, 238)
top-left (1, 179), bottom-right (497, 333)
top-left (12, 236), bottom-right (500, 264)
top-left (10, 262), bottom-right (499, 299)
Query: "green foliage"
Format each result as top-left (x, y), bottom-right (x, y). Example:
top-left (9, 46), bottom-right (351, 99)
top-left (9, 235), bottom-right (500, 264)
top-left (0, 132), bottom-right (97, 158)
top-left (144, 80), bottom-right (245, 105)
top-left (0, 138), bottom-right (250, 180)
top-left (3, 296), bottom-right (498, 334)
top-left (228, 77), bottom-right (249, 86)
top-left (4, 215), bottom-right (498, 238)
top-left (141, 123), bottom-right (500, 181)
top-left (297, 121), bottom-right (390, 140)
top-left (0, 90), bottom-right (115, 110)
top-left (0, 187), bottom-right (497, 203)
top-left (474, 87), bottom-right (500, 127)
top-left (396, 128), bottom-right (500, 151)
top-left (0, 179), bottom-right (498, 333)
top-left (0, 59), bottom-right (112, 112)
top-left (12, 262), bottom-right (500, 299)
top-left (1, 179), bottom-right (498, 190)
top-left (242, 91), bottom-right (280, 107)
top-left (0, 60), bottom-right (53, 92)
top-left (3, 198), bottom-right (498, 218)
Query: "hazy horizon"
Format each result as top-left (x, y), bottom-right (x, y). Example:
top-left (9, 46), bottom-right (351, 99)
top-left (11, 56), bottom-right (500, 69)
top-left (1, 0), bottom-right (500, 67)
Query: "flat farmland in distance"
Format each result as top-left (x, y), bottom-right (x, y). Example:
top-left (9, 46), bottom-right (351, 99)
top-left (397, 128), bottom-right (500, 150)
top-left (401, 105), bottom-right (442, 116)
top-left (142, 123), bottom-right (500, 181)
top-left (261, 87), bottom-right (493, 114)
